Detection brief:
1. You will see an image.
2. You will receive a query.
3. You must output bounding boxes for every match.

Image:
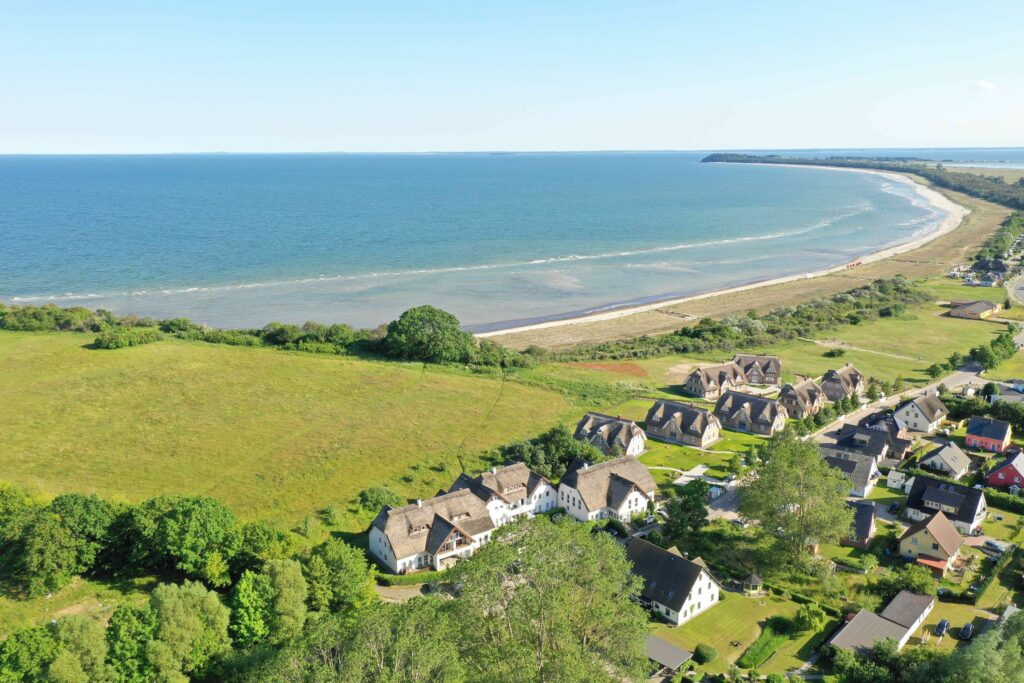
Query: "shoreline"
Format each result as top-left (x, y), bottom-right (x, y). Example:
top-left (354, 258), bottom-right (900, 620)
top-left (477, 165), bottom-right (970, 339)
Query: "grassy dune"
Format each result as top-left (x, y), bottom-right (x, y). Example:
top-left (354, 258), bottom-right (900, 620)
top-left (0, 332), bottom-right (572, 527)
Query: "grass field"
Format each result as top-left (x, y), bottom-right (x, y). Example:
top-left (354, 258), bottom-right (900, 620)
top-left (0, 332), bottom-right (573, 528)
top-left (0, 576), bottom-right (155, 639)
top-left (653, 592), bottom-right (828, 675)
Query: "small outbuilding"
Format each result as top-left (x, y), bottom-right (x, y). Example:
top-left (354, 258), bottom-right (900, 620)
top-left (646, 635), bottom-right (693, 675)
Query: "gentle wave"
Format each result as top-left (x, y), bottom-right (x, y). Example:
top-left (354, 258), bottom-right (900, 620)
top-left (9, 203), bottom-right (873, 304)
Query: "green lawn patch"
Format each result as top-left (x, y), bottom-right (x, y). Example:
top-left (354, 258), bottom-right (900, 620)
top-left (736, 616), bottom-right (793, 668)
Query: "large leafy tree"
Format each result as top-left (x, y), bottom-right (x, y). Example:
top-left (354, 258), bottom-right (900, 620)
top-left (663, 479), bottom-right (710, 544)
top-left (105, 605), bottom-right (158, 683)
top-left (449, 518), bottom-right (648, 682)
top-left (382, 305), bottom-right (475, 364)
top-left (304, 539), bottom-right (377, 614)
top-left (264, 559), bottom-right (308, 645)
top-left (230, 570), bottom-right (274, 647)
top-left (125, 496), bottom-right (242, 586)
top-left (739, 430), bottom-right (854, 564)
top-left (149, 581), bottom-right (231, 679)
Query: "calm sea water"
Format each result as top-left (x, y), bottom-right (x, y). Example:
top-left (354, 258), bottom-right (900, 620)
top-left (2, 149), bottom-right (1022, 330)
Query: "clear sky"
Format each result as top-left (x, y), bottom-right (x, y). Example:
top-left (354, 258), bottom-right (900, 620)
top-left (2, 1), bottom-right (1021, 153)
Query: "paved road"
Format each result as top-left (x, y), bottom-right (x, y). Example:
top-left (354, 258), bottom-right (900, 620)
top-left (813, 362), bottom-right (984, 442)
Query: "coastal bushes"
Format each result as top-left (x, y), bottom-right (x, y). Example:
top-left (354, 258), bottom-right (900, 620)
top-left (555, 276), bottom-right (929, 361)
top-left (93, 326), bottom-right (163, 349)
top-left (0, 303), bottom-right (125, 332)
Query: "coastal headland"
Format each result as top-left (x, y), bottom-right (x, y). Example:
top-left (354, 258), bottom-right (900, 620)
top-left (485, 167), bottom-right (1011, 350)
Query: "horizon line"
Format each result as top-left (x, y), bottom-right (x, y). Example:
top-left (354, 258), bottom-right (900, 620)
top-left (2, 144), bottom-right (1024, 157)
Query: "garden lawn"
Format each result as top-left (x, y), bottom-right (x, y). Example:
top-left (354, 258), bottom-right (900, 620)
top-left (921, 278), bottom-right (1009, 306)
top-left (0, 332), bottom-right (572, 529)
top-left (908, 600), bottom-right (997, 653)
top-left (976, 549), bottom-right (1024, 611)
top-left (639, 442), bottom-right (734, 478)
top-left (653, 592), bottom-right (824, 675)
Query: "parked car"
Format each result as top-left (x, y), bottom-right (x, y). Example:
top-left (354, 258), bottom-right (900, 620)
top-left (960, 622), bottom-right (975, 640)
top-left (985, 539), bottom-right (1010, 554)
top-left (887, 502), bottom-right (901, 515)
top-left (731, 518), bottom-right (750, 529)
top-left (936, 619), bottom-right (950, 636)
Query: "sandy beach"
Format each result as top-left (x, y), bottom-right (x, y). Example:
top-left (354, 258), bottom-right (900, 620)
top-left (477, 165), bottom-right (970, 339)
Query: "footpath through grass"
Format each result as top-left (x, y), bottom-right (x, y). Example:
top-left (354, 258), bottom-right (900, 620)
top-left (0, 332), bottom-right (572, 529)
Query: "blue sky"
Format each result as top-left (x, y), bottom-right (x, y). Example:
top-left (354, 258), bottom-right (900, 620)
top-left (2, 1), bottom-right (1021, 153)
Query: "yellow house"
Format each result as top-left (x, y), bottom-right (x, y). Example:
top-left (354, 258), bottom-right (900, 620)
top-left (898, 512), bottom-right (962, 577)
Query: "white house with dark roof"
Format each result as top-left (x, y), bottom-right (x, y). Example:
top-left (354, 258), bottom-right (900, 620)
top-left (905, 475), bottom-right (987, 535)
top-left (893, 394), bottom-right (948, 434)
top-left (627, 538), bottom-right (722, 625)
top-left (822, 451), bottom-right (879, 497)
top-left (558, 455), bottom-right (657, 523)
top-left (574, 412), bottom-right (647, 456)
top-left (645, 400), bottom-right (721, 448)
top-left (918, 442), bottom-right (971, 480)
top-left (369, 463), bottom-right (556, 573)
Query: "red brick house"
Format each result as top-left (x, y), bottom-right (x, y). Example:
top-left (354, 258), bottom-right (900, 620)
top-left (986, 453), bottom-right (1024, 489)
top-left (965, 416), bottom-right (1012, 453)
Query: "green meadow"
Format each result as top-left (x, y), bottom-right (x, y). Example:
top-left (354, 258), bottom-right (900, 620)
top-left (0, 332), bottom-right (573, 529)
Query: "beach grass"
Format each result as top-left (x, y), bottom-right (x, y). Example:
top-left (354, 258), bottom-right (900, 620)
top-left (0, 332), bottom-right (573, 528)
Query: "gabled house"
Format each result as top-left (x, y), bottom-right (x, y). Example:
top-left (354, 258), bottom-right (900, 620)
top-left (893, 394), bottom-right (948, 434)
top-left (713, 390), bottom-right (788, 436)
top-left (821, 424), bottom-right (892, 464)
top-left (985, 452), bottom-right (1024, 489)
top-left (369, 489), bottom-right (497, 574)
top-left (918, 442), bottom-right (971, 480)
top-left (574, 412), bottom-right (647, 456)
top-left (449, 462), bottom-right (558, 526)
top-left (645, 400), bottom-right (722, 448)
top-left (558, 455), bottom-right (657, 523)
top-left (965, 416), bottom-right (1013, 453)
top-left (855, 413), bottom-right (914, 461)
top-left (905, 475), bottom-right (987, 535)
top-left (778, 379), bottom-right (826, 418)
top-left (949, 300), bottom-right (1001, 320)
top-left (627, 538), bottom-right (722, 626)
top-left (898, 512), bottom-right (963, 577)
top-left (821, 364), bottom-right (866, 401)
top-left (843, 501), bottom-right (877, 549)
top-left (682, 362), bottom-right (747, 399)
top-left (370, 463), bottom-right (557, 574)
top-left (978, 272), bottom-right (1003, 287)
top-left (731, 354), bottom-right (782, 385)
top-left (829, 591), bottom-right (935, 654)
top-left (822, 451), bottom-right (880, 497)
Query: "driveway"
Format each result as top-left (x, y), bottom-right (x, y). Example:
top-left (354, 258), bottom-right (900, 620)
top-left (707, 485), bottom-right (740, 521)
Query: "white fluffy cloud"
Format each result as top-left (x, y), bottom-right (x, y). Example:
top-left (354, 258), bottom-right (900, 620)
top-left (975, 80), bottom-right (999, 92)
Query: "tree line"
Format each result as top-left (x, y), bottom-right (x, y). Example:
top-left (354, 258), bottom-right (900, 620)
top-left (702, 153), bottom-right (1024, 210)
top-left (0, 303), bottom-right (533, 369)
top-left (0, 495), bottom-right (651, 683)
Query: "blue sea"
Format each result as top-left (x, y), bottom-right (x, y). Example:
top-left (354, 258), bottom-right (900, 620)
top-left (2, 149), bottom-right (1023, 330)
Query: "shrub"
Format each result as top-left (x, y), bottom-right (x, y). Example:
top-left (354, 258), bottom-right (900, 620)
top-left (736, 617), bottom-right (792, 668)
top-left (694, 643), bottom-right (717, 664)
top-left (93, 327), bottom-right (162, 349)
top-left (358, 486), bottom-right (403, 511)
